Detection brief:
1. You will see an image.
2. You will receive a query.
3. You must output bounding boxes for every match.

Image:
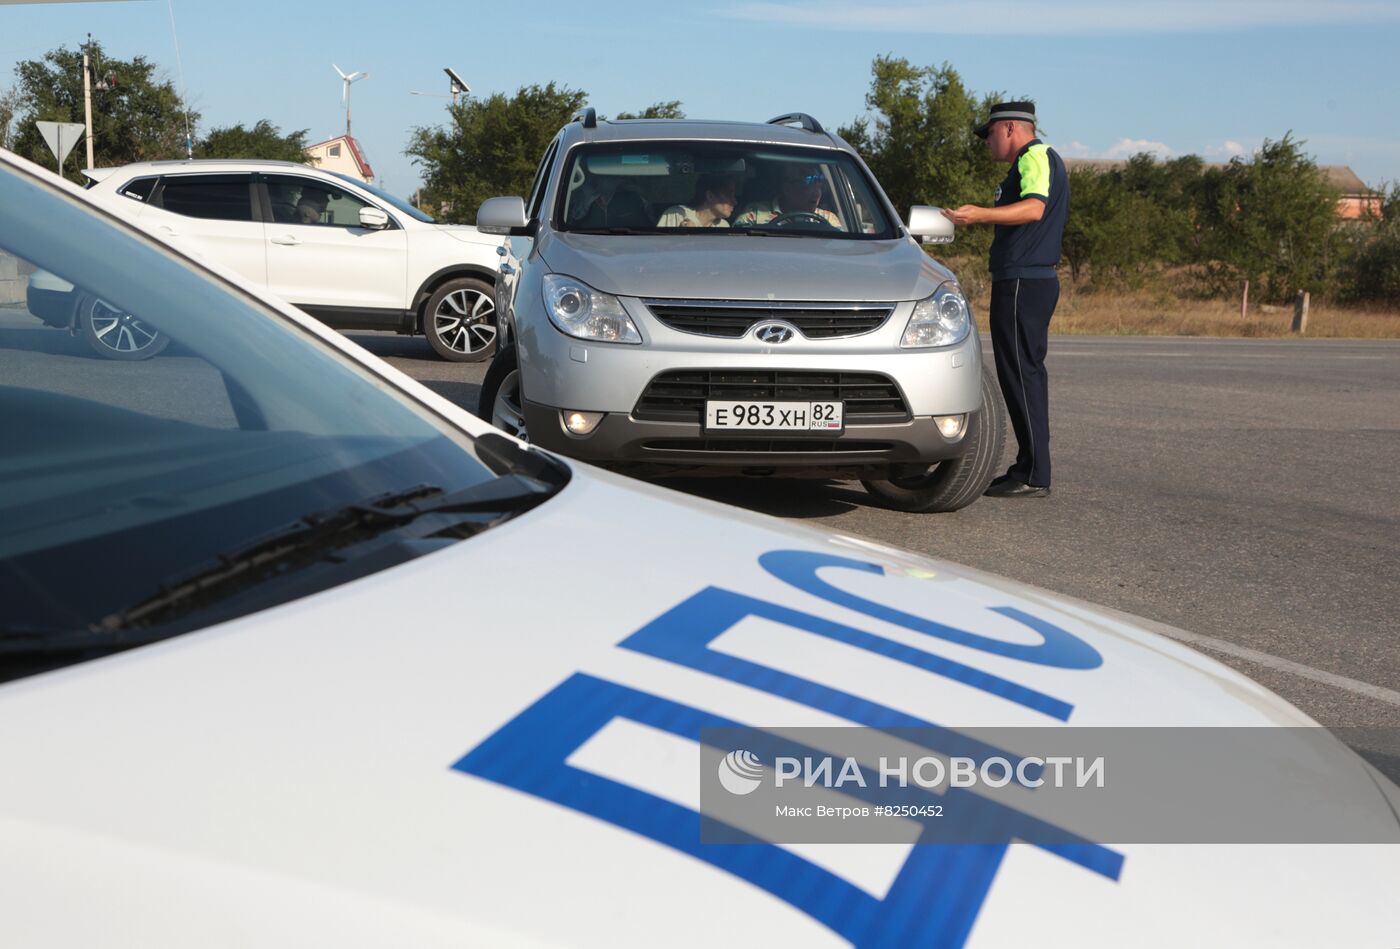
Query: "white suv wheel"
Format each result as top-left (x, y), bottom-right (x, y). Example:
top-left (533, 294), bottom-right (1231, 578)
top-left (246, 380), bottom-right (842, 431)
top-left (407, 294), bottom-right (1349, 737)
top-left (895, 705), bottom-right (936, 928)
top-left (78, 296), bottom-right (171, 361)
top-left (425, 278), bottom-right (497, 363)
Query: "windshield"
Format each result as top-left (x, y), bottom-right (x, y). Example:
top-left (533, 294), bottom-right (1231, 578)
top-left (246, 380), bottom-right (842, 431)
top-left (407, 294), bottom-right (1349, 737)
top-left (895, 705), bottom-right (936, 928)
top-left (326, 171), bottom-right (435, 223)
top-left (0, 158), bottom-right (563, 684)
top-left (555, 142), bottom-right (896, 238)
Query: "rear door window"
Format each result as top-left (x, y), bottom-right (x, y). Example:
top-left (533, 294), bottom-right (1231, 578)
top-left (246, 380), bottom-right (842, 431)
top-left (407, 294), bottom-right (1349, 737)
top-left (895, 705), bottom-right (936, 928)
top-left (155, 175), bottom-right (256, 221)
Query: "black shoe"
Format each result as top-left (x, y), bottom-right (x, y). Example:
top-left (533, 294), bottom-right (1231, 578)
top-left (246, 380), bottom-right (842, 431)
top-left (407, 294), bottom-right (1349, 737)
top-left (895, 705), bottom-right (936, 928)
top-left (987, 473), bottom-right (1018, 490)
top-left (984, 479), bottom-right (1051, 498)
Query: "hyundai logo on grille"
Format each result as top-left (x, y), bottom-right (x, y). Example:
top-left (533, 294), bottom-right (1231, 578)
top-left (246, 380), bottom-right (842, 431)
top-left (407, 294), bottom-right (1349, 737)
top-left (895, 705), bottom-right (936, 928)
top-left (754, 322), bottom-right (796, 344)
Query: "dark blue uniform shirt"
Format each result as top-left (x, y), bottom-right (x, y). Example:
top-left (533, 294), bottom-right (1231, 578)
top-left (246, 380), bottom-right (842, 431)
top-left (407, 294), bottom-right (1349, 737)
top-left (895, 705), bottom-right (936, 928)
top-left (989, 138), bottom-right (1069, 281)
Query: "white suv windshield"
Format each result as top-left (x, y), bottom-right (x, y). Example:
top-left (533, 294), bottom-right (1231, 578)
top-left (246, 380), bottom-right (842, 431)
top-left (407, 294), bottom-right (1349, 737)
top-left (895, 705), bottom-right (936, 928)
top-left (556, 143), bottom-right (896, 239)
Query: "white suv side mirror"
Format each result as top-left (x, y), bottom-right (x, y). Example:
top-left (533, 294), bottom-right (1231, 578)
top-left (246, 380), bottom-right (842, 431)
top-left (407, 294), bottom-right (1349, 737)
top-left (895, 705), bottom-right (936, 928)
top-left (477, 196), bottom-right (529, 236)
top-left (908, 206), bottom-right (955, 244)
top-left (358, 207), bottom-right (391, 230)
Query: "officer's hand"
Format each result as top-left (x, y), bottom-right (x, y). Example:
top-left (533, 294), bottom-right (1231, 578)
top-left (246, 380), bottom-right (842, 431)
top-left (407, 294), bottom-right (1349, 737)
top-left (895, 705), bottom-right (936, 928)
top-left (943, 205), bottom-right (983, 226)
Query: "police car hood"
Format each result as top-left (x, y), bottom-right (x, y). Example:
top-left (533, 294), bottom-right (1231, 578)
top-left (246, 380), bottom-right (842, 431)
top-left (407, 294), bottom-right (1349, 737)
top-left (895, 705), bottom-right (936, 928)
top-left (540, 230), bottom-right (956, 301)
top-left (0, 467), bottom-right (1396, 947)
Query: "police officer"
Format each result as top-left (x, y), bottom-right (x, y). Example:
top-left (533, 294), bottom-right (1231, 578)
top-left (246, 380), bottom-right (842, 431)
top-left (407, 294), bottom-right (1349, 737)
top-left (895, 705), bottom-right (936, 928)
top-left (944, 101), bottom-right (1068, 498)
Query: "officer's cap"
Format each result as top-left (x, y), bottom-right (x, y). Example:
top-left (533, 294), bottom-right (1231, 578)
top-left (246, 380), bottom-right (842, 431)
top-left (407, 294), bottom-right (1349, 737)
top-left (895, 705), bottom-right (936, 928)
top-left (975, 101), bottom-right (1037, 139)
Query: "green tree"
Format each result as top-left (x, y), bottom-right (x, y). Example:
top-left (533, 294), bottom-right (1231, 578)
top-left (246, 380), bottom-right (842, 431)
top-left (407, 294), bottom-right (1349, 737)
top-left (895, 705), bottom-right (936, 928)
top-left (614, 101), bottom-right (684, 120)
top-left (0, 86), bottom-right (19, 150)
top-left (1340, 183), bottom-right (1400, 303)
top-left (1062, 167), bottom-right (1171, 286)
top-left (1114, 153), bottom-right (1205, 265)
top-left (197, 120), bottom-right (311, 163)
top-left (406, 82), bottom-right (587, 224)
top-left (1197, 135), bottom-right (1339, 301)
top-left (1059, 152), bottom-right (1209, 286)
top-left (837, 57), bottom-right (1006, 264)
top-left (8, 40), bottom-right (195, 182)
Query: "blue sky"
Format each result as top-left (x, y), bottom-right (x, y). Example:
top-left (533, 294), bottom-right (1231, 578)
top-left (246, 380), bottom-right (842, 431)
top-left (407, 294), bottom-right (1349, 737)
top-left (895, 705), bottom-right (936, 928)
top-left (3, 0), bottom-right (1398, 198)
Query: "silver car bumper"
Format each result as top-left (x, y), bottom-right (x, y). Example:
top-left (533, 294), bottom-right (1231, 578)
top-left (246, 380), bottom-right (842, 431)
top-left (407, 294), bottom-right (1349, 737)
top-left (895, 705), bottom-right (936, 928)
top-left (522, 398), bottom-right (976, 474)
top-left (515, 296), bottom-right (984, 471)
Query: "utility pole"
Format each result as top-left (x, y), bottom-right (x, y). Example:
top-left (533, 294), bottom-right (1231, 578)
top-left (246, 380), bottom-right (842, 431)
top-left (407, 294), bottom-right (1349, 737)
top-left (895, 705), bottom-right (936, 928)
top-left (82, 35), bottom-right (95, 170)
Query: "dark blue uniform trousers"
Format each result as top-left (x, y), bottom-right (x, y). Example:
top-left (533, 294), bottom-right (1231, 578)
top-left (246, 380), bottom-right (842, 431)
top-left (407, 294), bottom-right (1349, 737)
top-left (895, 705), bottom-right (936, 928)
top-left (989, 277), bottom-right (1059, 488)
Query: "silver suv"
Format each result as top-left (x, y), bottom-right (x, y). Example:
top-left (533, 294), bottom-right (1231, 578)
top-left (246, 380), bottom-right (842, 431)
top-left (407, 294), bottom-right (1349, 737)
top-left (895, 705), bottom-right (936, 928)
top-left (477, 111), bottom-right (1005, 512)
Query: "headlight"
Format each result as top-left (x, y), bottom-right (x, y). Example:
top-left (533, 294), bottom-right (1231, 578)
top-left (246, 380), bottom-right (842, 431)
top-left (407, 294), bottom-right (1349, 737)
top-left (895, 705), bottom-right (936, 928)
top-left (542, 274), bottom-right (642, 344)
top-left (901, 285), bottom-right (971, 348)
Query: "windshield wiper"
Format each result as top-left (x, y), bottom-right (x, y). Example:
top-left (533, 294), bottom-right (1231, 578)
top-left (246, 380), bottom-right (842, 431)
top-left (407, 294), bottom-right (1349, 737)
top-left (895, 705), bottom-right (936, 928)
top-left (565, 226), bottom-right (646, 235)
top-left (0, 473), bottom-right (560, 655)
top-left (726, 227), bottom-right (816, 238)
top-left (102, 474), bottom-right (555, 629)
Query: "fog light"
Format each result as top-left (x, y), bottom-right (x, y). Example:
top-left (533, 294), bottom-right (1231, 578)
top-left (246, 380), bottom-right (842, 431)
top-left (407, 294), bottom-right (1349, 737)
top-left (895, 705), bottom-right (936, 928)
top-left (562, 410), bottom-right (604, 435)
top-left (934, 414), bottom-right (967, 438)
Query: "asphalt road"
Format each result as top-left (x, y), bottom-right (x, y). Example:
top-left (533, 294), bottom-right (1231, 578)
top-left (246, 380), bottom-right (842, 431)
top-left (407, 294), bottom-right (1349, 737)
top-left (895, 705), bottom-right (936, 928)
top-left (358, 331), bottom-right (1400, 740)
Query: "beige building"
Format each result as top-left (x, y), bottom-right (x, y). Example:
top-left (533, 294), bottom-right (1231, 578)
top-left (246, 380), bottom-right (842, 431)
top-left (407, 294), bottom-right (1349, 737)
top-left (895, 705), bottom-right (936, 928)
top-left (304, 135), bottom-right (375, 184)
top-left (1062, 157), bottom-right (1383, 221)
top-left (1319, 166), bottom-right (1385, 220)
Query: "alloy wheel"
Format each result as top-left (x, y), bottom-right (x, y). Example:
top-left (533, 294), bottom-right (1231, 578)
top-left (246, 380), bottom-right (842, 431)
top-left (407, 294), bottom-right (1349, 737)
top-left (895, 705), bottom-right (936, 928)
top-left (433, 288), bottom-right (497, 356)
top-left (490, 369), bottom-right (528, 443)
top-left (88, 299), bottom-right (165, 356)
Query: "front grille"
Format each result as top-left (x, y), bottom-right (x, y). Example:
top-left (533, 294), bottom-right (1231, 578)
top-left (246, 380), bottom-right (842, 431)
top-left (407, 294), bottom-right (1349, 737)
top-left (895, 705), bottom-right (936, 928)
top-left (644, 300), bottom-right (893, 339)
top-left (633, 370), bottom-right (910, 424)
top-left (644, 439), bottom-right (896, 454)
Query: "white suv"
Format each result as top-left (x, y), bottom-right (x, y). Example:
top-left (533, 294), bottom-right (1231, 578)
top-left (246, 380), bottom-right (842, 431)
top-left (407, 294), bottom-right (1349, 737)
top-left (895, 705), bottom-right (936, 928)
top-left (24, 160), bottom-right (502, 362)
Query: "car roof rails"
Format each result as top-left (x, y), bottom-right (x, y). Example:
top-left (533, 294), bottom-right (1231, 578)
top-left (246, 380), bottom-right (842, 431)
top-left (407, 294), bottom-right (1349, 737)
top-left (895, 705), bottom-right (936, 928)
top-left (571, 107), bottom-right (598, 129)
top-left (768, 112), bottom-right (825, 135)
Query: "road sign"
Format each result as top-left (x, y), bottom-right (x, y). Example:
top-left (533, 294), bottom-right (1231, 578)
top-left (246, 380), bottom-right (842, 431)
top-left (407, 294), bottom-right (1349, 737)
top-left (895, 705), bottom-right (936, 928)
top-left (36, 121), bottom-right (86, 172)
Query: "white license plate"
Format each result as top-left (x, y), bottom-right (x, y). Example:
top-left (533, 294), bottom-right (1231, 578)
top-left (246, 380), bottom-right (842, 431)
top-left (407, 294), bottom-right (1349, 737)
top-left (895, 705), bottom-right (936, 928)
top-left (704, 400), bottom-right (844, 432)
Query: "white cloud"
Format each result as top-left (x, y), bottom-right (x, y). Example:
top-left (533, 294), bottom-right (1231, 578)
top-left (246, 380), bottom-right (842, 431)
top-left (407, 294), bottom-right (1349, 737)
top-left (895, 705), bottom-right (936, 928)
top-left (1203, 140), bottom-right (1249, 159)
top-left (1061, 141), bottom-right (1093, 159)
top-left (717, 1), bottom-right (1400, 34)
top-left (1103, 138), bottom-right (1173, 160)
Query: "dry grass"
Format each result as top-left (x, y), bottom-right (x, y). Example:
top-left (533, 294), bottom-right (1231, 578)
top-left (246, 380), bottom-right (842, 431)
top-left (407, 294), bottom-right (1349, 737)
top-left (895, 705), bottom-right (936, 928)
top-left (966, 286), bottom-right (1400, 339)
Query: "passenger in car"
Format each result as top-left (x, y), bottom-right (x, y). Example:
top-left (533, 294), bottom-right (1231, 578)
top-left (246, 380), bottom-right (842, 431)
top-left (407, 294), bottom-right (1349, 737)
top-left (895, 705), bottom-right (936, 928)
top-left (733, 164), bottom-right (842, 228)
top-left (566, 178), bottom-right (619, 226)
top-left (295, 187), bottom-right (331, 225)
top-left (655, 175), bottom-right (737, 228)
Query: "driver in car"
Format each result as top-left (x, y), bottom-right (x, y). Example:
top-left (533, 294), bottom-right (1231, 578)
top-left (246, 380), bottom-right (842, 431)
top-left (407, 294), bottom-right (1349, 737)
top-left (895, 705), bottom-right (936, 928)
top-left (732, 164), bottom-right (842, 228)
top-left (295, 187), bottom-right (332, 225)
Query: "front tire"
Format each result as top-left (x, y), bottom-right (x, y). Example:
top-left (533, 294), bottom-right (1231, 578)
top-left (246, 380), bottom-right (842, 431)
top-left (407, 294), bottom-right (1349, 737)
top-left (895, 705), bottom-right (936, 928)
top-left (77, 295), bottom-right (170, 361)
top-left (860, 367), bottom-right (1006, 513)
top-left (477, 344), bottom-right (529, 442)
top-left (424, 277), bottom-right (497, 363)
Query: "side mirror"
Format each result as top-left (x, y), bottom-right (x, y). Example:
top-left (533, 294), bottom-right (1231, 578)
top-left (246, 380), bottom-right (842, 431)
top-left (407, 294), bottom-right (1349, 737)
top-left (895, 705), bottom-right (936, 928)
top-left (358, 207), bottom-right (391, 230)
top-left (908, 206), bottom-right (955, 245)
top-left (477, 196), bottom-right (530, 236)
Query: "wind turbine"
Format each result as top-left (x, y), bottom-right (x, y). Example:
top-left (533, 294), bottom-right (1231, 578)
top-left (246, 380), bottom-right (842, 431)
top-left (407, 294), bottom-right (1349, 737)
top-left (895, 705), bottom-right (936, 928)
top-left (333, 64), bottom-right (368, 137)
